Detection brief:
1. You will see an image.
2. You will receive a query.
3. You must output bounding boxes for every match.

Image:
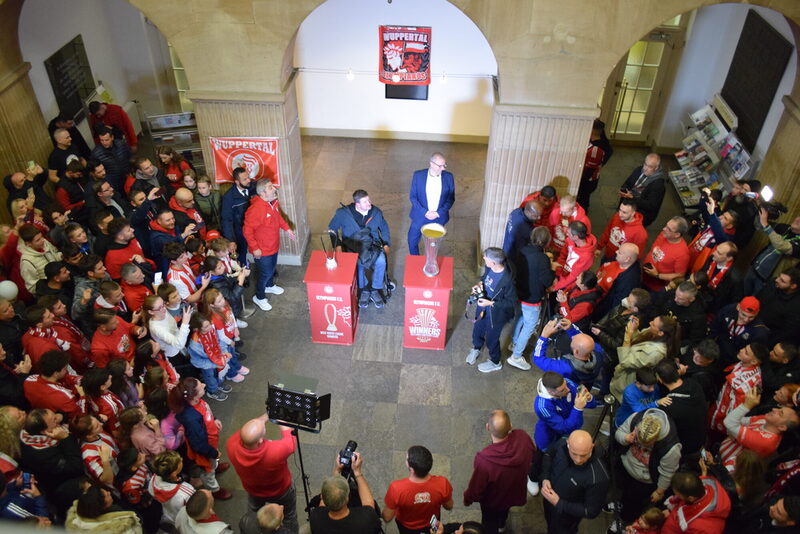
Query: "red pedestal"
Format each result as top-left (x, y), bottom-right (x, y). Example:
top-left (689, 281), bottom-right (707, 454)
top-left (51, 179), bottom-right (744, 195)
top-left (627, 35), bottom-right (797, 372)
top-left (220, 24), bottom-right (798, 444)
top-left (303, 250), bottom-right (359, 345)
top-left (403, 255), bottom-right (454, 350)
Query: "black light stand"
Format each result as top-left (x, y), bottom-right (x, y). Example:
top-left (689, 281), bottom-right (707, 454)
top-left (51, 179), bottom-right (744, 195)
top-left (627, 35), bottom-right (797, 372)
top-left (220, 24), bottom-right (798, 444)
top-left (266, 376), bottom-right (331, 517)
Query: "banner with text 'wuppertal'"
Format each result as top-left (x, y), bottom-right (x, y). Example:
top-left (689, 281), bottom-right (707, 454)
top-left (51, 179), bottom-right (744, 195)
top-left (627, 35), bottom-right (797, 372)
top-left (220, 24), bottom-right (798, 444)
top-left (209, 136), bottom-right (280, 185)
top-left (379, 25), bottom-right (431, 85)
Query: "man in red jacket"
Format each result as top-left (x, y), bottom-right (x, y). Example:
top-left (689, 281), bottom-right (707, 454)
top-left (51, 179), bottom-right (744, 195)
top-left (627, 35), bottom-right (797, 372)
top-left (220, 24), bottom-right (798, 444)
top-left (662, 472), bottom-right (731, 534)
top-left (464, 410), bottom-right (534, 534)
top-left (88, 101), bottom-right (137, 151)
top-left (553, 221), bottom-right (597, 292)
top-left (21, 305), bottom-right (67, 371)
top-left (596, 198), bottom-right (647, 262)
top-left (226, 414), bottom-right (298, 533)
top-left (547, 195), bottom-right (591, 256)
top-left (104, 217), bottom-right (154, 280)
top-left (243, 181), bottom-right (296, 312)
top-left (23, 350), bottom-right (85, 417)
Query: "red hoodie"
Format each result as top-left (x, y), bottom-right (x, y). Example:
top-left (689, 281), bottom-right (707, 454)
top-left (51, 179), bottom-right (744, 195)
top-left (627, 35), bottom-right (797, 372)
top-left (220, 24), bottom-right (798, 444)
top-left (547, 204), bottom-right (592, 254)
top-left (662, 476), bottom-right (731, 534)
top-left (105, 238), bottom-right (155, 280)
top-left (242, 196), bottom-right (290, 256)
top-left (168, 196), bottom-right (207, 239)
top-left (519, 191), bottom-right (559, 227)
top-left (553, 233), bottom-right (598, 292)
top-left (597, 212), bottom-right (648, 259)
top-left (463, 429), bottom-right (534, 509)
top-left (226, 427), bottom-right (296, 498)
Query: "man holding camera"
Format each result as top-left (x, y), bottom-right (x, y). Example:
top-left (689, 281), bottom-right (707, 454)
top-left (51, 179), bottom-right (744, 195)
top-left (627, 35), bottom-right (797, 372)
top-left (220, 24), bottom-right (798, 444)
top-left (745, 209), bottom-right (800, 296)
top-left (309, 451), bottom-right (381, 534)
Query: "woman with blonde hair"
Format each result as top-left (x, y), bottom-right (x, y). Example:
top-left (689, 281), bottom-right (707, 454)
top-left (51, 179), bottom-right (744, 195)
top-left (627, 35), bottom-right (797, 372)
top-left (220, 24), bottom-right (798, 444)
top-left (614, 408), bottom-right (682, 523)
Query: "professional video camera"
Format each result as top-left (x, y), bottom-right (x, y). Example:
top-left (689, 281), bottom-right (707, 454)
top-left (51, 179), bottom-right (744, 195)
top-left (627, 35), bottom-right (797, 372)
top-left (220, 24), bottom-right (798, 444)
top-left (746, 186), bottom-right (788, 221)
top-left (338, 440), bottom-right (358, 479)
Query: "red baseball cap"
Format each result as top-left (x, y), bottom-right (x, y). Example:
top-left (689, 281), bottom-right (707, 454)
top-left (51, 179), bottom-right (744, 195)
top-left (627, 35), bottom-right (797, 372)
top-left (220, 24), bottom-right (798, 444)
top-left (739, 296), bottom-right (760, 314)
top-left (205, 230), bottom-right (221, 242)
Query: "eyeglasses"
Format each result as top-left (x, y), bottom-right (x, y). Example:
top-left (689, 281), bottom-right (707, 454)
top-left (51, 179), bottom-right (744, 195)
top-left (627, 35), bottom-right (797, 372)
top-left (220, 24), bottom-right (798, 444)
top-left (430, 161), bottom-right (446, 169)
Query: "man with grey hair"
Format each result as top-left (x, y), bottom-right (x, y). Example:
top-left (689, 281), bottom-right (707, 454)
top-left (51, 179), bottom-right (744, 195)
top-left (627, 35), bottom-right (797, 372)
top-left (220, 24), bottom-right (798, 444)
top-left (642, 215), bottom-right (690, 292)
top-left (619, 152), bottom-right (665, 227)
top-left (408, 152), bottom-right (455, 255)
top-left (243, 180), bottom-right (296, 312)
top-left (309, 452), bottom-right (380, 533)
top-left (240, 503), bottom-right (290, 534)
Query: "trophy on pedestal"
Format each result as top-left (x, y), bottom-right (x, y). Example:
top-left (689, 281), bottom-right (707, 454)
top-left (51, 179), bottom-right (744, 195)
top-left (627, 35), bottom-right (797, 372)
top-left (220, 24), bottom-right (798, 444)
top-left (420, 223), bottom-right (446, 277)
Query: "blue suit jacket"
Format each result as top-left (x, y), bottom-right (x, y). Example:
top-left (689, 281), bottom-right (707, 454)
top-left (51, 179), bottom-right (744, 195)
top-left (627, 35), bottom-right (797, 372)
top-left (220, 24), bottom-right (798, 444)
top-left (409, 169), bottom-right (455, 225)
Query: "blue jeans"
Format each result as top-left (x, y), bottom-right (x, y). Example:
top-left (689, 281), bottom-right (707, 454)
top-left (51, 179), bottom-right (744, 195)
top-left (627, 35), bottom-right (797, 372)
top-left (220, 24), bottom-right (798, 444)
top-left (357, 252), bottom-right (386, 290)
top-left (254, 253), bottom-right (278, 299)
top-left (511, 304), bottom-right (542, 357)
top-left (200, 353), bottom-right (243, 393)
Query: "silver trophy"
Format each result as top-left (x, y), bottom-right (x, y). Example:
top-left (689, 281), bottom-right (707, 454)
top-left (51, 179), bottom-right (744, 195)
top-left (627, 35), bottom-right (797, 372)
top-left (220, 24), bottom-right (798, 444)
top-left (420, 223), bottom-right (446, 277)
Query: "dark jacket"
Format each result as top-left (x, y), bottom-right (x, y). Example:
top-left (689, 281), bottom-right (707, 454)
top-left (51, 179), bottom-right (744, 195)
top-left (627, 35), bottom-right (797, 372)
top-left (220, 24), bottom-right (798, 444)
top-left (699, 258), bottom-right (743, 314)
top-left (513, 243), bottom-right (554, 304)
top-left (621, 166), bottom-right (666, 227)
top-left (175, 404), bottom-right (218, 460)
top-left (502, 207), bottom-right (533, 263)
top-left (654, 289), bottom-right (708, 346)
top-left (200, 273), bottom-right (244, 317)
top-left (0, 364), bottom-right (27, 409)
top-left (221, 183), bottom-right (256, 249)
top-left (328, 203), bottom-right (391, 251)
top-left (710, 303), bottom-right (771, 367)
top-left (755, 284), bottom-right (800, 345)
top-left (463, 429), bottom-right (535, 509)
top-left (0, 316), bottom-right (26, 364)
top-left (19, 435), bottom-right (85, 506)
top-left (129, 197), bottom-right (159, 257)
top-left (149, 220), bottom-right (186, 275)
top-left (594, 260), bottom-right (641, 319)
top-left (761, 358), bottom-right (800, 399)
top-left (593, 305), bottom-right (649, 365)
top-left (90, 139), bottom-right (131, 191)
top-left (661, 378), bottom-right (708, 456)
top-left (541, 437), bottom-right (610, 528)
top-left (480, 265), bottom-right (517, 325)
top-left (680, 356), bottom-right (724, 404)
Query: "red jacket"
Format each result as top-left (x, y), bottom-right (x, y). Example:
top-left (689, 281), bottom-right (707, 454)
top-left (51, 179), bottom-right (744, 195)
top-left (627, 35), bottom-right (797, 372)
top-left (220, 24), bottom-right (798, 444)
top-left (519, 191), bottom-right (559, 227)
top-left (597, 212), bottom-right (647, 259)
top-left (463, 429), bottom-right (534, 509)
top-left (243, 196), bottom-right (289, 256)
top-left (90, 318), bottom-right (137, 367)
top-left (23, 374), bottom-right (85, 417)
top-left (168, 196), bottom-right (207, 239)
top-left (89, 103), bottom-right (137, 149)
top-left (226, 427), bottom-right (295, 497)
top-left (558, 286), bottom-right (597, 324)
top-left (662, 476), bottom-right (731, 534)
top-left (21, 330), bottom-right (63, 371)
top-left (105, 239), bottom-right (154, 280)
top-left (547, 204), bottom-right (592, 254)
top-left (121, 281), bottom-right (152, 312)
top-left (554, 233), bottom-right (597, 292)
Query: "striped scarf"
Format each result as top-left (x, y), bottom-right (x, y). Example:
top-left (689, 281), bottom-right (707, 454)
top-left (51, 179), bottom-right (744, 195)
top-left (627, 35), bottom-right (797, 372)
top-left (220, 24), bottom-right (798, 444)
top-left (192, 330), bottom-right (226, 370)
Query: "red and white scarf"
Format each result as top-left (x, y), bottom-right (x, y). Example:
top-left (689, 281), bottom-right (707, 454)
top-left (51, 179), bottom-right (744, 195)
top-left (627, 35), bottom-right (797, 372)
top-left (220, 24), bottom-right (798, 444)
top-left (54, 316), bottom-right (91, 352)
top-left (19, 429), bottom-right (58, 450)
top-left (706, 259), bottom-right (733, 290)
top-left (25, 326), bottom-right (71, 351)
top-left (192, 331), bottom-right (226, 370)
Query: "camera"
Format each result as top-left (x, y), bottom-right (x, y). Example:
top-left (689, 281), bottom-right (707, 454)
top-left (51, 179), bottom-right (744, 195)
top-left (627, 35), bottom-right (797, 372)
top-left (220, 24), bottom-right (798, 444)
top-left (745, 187), bottom-right (789, 222)
top-left (338, 440), bottom-right (358, 478)
top-left (467, 286), bottom-right (488, 306)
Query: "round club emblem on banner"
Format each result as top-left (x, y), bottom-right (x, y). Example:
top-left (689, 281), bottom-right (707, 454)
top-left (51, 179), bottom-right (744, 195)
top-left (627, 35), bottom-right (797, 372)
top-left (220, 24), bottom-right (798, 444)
top-left (423, 290), bottom-right (433, 299)
top-left (227, 149), bottom-right (263, 179)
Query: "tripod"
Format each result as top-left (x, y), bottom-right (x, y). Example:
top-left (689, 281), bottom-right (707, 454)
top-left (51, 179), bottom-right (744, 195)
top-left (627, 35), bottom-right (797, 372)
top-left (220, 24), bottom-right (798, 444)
top-left (290, 427), bottom-right (313, 514)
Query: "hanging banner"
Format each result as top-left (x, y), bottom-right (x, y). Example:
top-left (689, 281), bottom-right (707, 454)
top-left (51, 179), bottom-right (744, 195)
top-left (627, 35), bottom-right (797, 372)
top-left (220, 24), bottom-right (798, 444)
top-left (208, 136), bottom-right (280, 185)
top-left (379, 25), bottom-right (431, 85)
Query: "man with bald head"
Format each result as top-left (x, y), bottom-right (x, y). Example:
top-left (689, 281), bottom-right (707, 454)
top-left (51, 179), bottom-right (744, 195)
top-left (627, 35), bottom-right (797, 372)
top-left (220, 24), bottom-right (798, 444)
top-left (226, 414), bottom-right (298, 533)
top-left (464, 410), bottom-right (534, 534)
top-left (240, 503), bottom-right (290, 534)
top-left (533, 318), bottom-right (606, 390)
top-left (619, 152), bottom-right (665, 227)
top-left (594, 241), bottom-right (642, 319)
top-left (169, 186), bottom-right (207, 239)
top-left (540, 430), bottom-right (609, 534)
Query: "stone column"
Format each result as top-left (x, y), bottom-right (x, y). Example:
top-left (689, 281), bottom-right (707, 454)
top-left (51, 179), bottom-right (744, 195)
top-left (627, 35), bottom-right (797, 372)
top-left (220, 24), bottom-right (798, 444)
top-left (478, 103), bottom-right (595, 250)
top-left (188, 76), bottom-right (308, 265)
top-left (0, 0), bottom-right (52, 223)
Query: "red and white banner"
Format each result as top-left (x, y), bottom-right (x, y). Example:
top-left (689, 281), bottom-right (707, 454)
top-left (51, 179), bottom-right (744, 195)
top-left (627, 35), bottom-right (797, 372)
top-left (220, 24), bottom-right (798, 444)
top-left (379, 25), bottom-right (431, 85)
top-left (208, 136), bottom-right (280, 185)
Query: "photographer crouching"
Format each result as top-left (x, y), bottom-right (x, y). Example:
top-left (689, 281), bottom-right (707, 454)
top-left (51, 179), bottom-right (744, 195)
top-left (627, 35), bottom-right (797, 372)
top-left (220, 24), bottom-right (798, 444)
top-left (308, 448), bottom-right (381, 533)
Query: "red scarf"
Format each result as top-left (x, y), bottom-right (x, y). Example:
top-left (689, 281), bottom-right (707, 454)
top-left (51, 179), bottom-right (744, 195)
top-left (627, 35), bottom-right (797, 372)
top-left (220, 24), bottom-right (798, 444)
top-left (154, 352), bottom-right (179, 384)
top-left (26, 326), bottom-right (71, 351)
top-left (192, 331), bottom-right (226, 370)
top-left (706, 259), bottom-right (733, 289)
top-left (53, 316), bottom-right (91, 351)
top-left (20, 430), bottom-right (58, 450)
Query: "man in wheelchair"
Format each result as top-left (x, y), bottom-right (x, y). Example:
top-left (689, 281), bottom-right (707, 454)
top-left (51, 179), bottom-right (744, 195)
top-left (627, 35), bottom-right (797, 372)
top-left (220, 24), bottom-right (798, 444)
top-left (328, 189), bottom-right (392, 309)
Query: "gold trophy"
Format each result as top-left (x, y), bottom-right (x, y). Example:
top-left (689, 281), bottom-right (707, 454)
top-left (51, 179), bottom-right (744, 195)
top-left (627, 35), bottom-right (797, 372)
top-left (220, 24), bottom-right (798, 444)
top-left (420, 223), bottom-right (446, 277)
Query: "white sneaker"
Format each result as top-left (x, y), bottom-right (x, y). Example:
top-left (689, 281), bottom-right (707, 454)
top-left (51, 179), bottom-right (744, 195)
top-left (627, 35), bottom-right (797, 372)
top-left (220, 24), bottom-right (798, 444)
top-left (527, 478), bottom-right (539, 496)
top-left (236, 319), bottom-right (248, 329)
top-left (252, 295), bottom-right (272, 311)
top-left (478, 360), bottom-right (502, 373)
top-left (507, 355), bottom-right (531, 371)
top-left (465, 349), bottom-right (480, 365)
top-left (264, 285), bottom-right (284, 295)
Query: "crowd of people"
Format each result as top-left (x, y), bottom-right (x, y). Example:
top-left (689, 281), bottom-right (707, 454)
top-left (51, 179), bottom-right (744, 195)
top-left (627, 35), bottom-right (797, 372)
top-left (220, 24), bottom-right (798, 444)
top-left (1, 101), bottom-right (799, 534)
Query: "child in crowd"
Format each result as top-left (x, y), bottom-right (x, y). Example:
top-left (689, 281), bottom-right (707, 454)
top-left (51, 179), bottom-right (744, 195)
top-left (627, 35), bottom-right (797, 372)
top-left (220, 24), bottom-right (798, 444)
top-left (616, 368), bottom-right (672, 427)
top-left (148, 450), bottom-right (195, 525)
top-left (203, 288), bottom-right (247, 361)
top-left (182, 169), bottom-right (197, 192)
top-left (156, 283), bottom-right (184, 324)
top-left (194, 176), bottom-right (221, 230)
top-left (185, 237), bottom-right (206, 277)
top-left (625, 506), bottom-right (666, 534)
top-left (206, 236), bottom-right (243, 278)
top-left (134, 339), bottom-right (179, 389)
top-left (187, 313), bottom-right (248, 402)
top-left (198, 256), bottom-right (249, 319)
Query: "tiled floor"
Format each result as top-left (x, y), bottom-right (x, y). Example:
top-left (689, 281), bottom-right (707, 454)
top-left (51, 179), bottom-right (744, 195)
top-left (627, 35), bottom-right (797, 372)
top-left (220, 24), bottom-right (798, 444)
top-left (207, 136), bottom-right (682, 533)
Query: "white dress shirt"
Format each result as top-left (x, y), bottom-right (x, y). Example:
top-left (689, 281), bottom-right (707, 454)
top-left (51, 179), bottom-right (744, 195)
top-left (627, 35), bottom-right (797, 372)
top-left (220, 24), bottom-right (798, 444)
top-left (425, 170), bottom-right (442, 213)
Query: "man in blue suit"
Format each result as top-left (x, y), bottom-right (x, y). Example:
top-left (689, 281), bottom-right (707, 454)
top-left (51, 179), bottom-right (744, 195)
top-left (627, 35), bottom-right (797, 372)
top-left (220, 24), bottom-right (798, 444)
top-left (221, 167), bottom-right (256, 264)
top-left (408, 152), bottom-right (455, 255)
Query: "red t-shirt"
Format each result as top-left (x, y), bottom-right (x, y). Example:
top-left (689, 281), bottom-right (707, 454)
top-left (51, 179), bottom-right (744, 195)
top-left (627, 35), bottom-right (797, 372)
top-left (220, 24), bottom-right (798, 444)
top-left (643, 234), bottom-right (689, 291)
top-left (384, 476), bottom-right (453, 529)
top-left (226, 427), bottom-right (295, 498)
top-left (90, 318), bottom-right (137, 366)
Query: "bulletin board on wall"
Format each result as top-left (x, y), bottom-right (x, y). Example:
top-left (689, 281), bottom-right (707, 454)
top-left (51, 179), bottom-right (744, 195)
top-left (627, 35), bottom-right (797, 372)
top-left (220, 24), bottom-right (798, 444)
top-left (721, 10), bottom-right (794, 152)
top-left (43, 35), bottom-right (96, 123)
